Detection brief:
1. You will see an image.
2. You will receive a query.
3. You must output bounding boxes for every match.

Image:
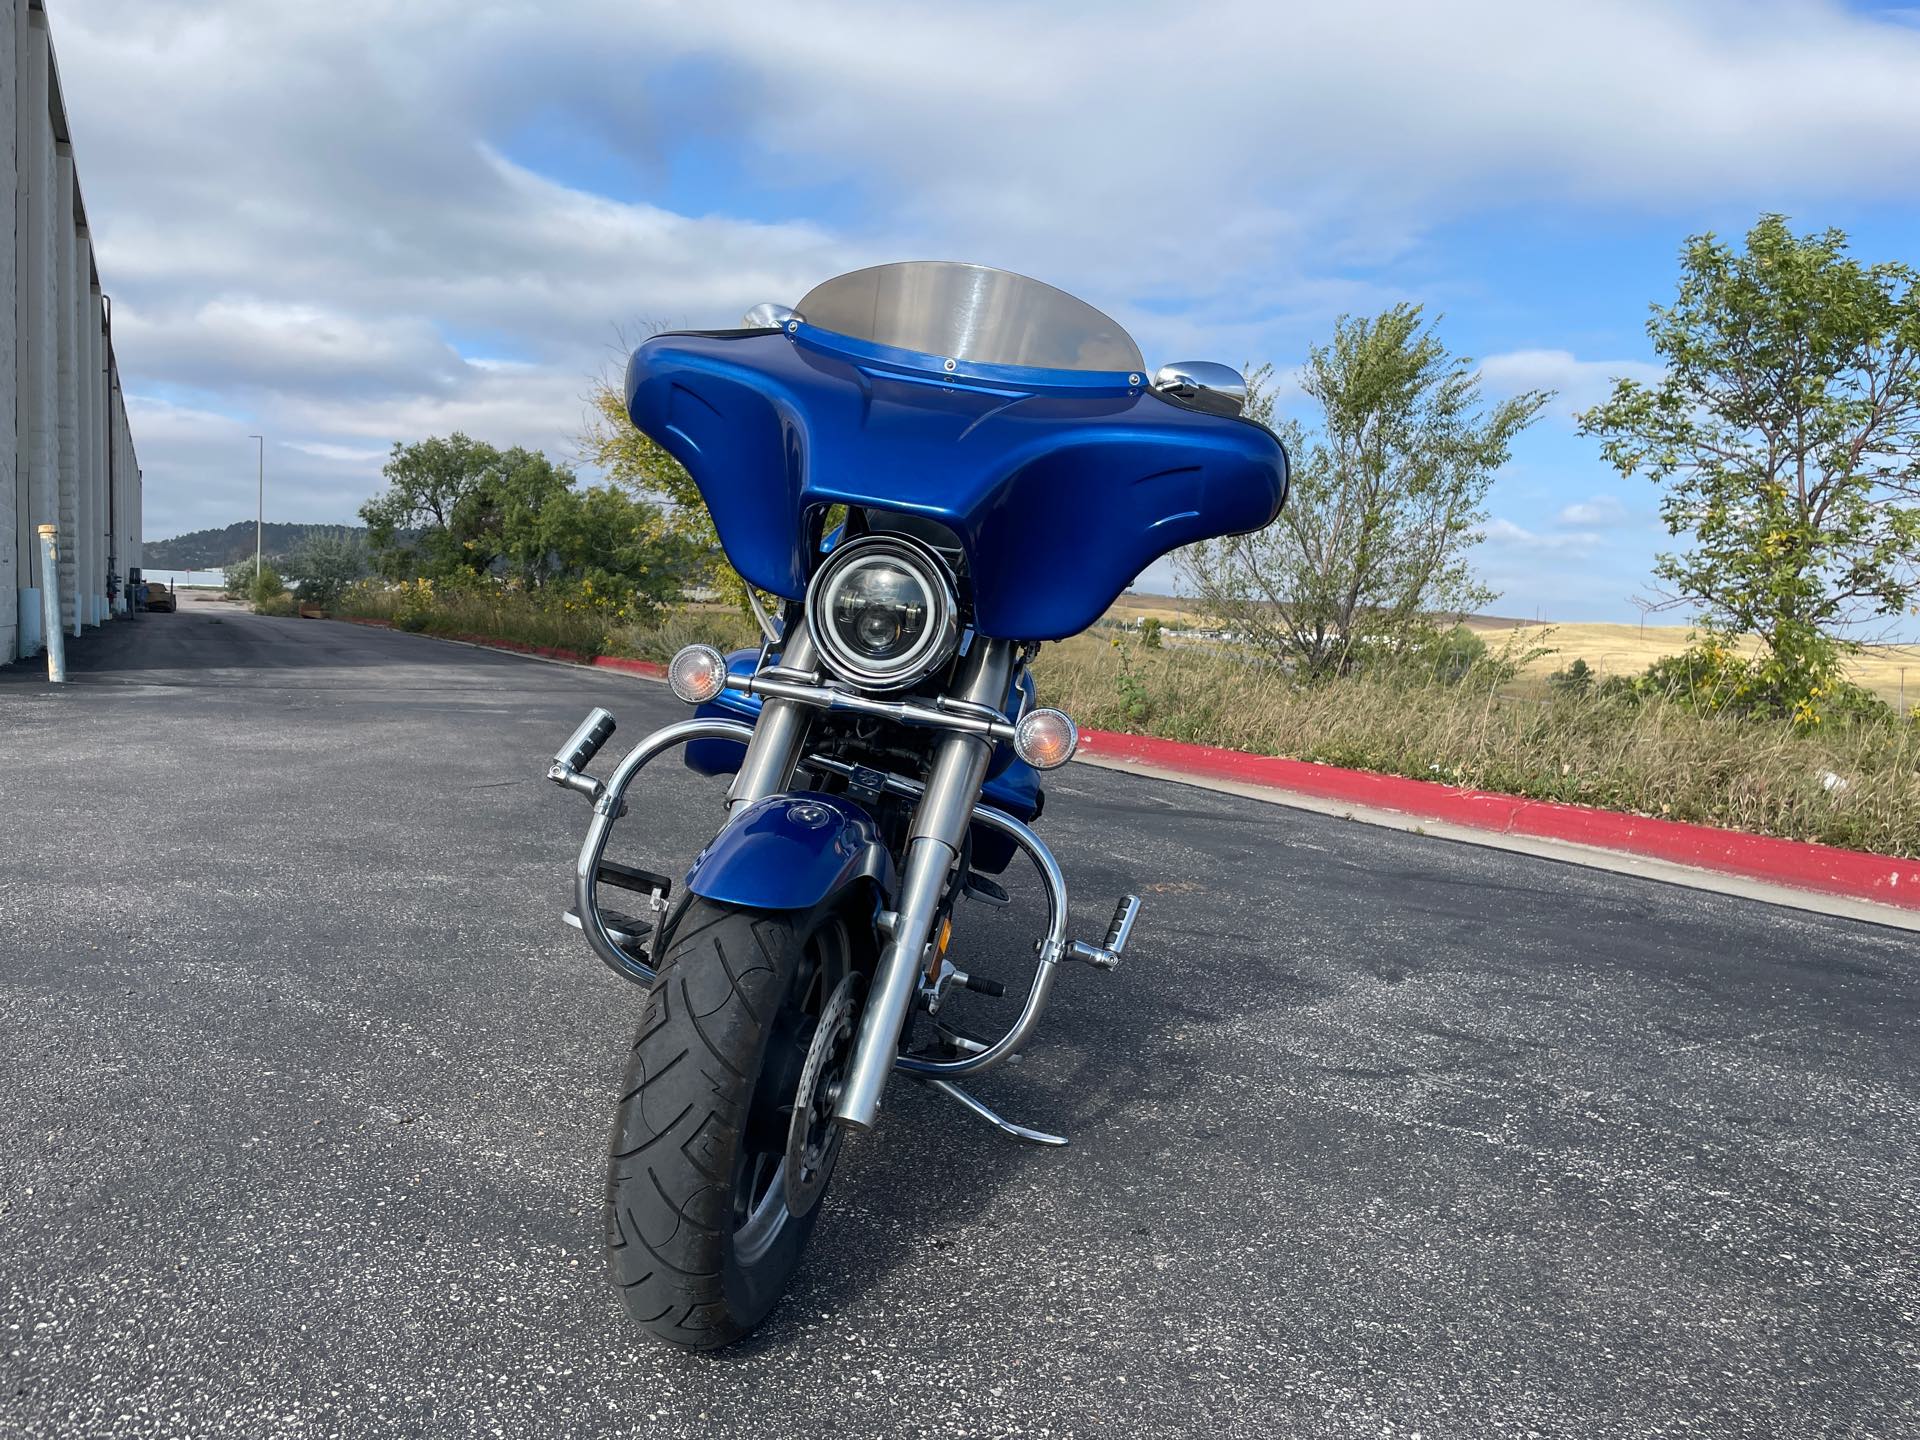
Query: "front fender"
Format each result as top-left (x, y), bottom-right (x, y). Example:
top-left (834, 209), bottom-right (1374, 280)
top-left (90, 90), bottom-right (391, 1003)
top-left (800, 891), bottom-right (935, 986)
top-left (684, 792), bottom-right (895, 911)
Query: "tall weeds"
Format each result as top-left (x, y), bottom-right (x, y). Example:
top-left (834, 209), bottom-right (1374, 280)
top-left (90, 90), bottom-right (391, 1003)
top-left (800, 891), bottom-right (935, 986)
top-left (336, 585), bottom-right (1920, 856)
top-left (1036, 634), bottom-right (1920, 857)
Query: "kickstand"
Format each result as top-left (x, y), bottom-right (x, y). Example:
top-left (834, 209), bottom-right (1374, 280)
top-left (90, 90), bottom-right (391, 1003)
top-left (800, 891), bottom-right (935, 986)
top-left (915, 1076), bottom-right (1068, 1147)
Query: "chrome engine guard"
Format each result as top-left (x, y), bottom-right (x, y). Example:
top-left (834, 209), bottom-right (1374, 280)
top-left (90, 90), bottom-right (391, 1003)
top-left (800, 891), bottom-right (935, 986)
top-left (557, 717), bottom-right (1087, 1082)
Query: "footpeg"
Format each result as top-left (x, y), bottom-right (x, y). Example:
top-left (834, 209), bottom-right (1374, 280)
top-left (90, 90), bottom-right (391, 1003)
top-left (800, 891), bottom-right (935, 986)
top-left (548, 708), bottom-right (616, 802)
top-left (564, 904), bottom-right (653, 953)
top-left (962, 873), bottom-right (1011, 908)
top-left (1067, 894), bottom-right (1139, 971)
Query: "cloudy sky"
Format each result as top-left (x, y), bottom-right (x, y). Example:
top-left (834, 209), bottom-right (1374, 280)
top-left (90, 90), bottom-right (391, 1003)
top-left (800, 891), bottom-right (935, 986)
top-left (49, 0), bottom-right (1920, 621)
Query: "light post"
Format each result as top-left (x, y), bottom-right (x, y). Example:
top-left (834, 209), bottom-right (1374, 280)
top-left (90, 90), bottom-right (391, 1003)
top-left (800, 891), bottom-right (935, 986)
top-left (249, 435), bottom-right (265, 585)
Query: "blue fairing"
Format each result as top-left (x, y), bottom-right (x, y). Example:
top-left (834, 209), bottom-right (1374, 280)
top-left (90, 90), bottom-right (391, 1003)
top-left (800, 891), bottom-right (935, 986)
top-left (625, 325), bottom-right (1287, 641)
top-left (684, 792), bottom-right (895, 911)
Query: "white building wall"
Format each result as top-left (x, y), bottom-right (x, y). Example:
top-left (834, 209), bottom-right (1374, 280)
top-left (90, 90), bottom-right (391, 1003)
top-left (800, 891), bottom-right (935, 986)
top-left (75, 238), bottom-right (94, 627)
top-left (14, 1), bottom-right (57, 659)
top-left (52, 143), bottom-right (76, 635)
top-left (0, 0), bottom-right (15, 662)
top-left (5, 2), bottom-right (136, 658)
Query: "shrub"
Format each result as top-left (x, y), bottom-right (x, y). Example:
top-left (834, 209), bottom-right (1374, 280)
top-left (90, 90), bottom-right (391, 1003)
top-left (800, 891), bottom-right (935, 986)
top-left (224, 557), bottom-right (258, 600)
top-left (251, 564), bottom-right (287, 612)
top-left (283, 532), bottom-right (369, 611)
top-left (1140, 616), bottom-right (1164, 650)
top-left (1549, 658), bottom-right (1594, 694)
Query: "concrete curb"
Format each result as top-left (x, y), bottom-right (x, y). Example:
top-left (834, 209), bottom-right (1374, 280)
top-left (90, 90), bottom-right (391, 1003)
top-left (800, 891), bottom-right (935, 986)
top-left (338, 616), bottom-right (1919, 929)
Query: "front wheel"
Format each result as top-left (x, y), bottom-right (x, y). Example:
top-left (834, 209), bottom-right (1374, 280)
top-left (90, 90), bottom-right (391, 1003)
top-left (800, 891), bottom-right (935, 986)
top-left (605, 897), bottom-right (860, 1348)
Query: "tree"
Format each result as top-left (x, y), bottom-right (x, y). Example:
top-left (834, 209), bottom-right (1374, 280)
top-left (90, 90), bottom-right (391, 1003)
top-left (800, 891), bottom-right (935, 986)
top-left (358, 431), bottom-right (689, 616)
top-left (1580, 215), bottom-right (1920, 718)
top-left (1177, 307), bottom-right (1549, 677)
top-left (360, 432), bottom-right (503, 580)
top-left (283, 531), bottom-right (370, 610)
top-left (360, 434), bottom-right (575, 587)
top-left (582, 377), bottom-right (744, 603)
top-left (539, 483), bottom-right (694, 619)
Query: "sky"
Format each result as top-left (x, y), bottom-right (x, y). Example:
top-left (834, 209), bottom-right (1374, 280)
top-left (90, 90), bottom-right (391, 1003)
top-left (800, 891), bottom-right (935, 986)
top-left (47, 0), bottom-right (1920, 622)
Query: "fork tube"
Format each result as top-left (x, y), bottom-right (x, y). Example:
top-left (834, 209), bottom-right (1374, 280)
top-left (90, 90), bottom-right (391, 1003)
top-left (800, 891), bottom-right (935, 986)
top-left (834, 638), bottom-right (1014, 1130)
top-left (728, 628), bottom-right (820, 810)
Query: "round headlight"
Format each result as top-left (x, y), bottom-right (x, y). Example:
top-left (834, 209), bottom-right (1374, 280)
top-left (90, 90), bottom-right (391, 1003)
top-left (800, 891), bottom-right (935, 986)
top-left (806, 536), bottom-right (959, 691)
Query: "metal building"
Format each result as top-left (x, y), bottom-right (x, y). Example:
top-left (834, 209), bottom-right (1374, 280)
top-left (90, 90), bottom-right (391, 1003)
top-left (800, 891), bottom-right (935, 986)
top-left (2, 0), bottom-right (140, 663)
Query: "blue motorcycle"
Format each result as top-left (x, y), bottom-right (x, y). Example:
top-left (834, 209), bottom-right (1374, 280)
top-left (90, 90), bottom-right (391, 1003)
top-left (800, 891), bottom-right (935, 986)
top-left (548, 262), bottom-right (1287, 1347)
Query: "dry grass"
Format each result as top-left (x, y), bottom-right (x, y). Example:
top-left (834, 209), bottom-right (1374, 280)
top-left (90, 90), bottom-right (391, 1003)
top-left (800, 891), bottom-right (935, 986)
top-left (340, 584), bottom-right (1920, 856)
top-left (1464, 619), bottom-right (1920, 707)
top-left (1104, 597), bottom-right (1920, 710)
top-left (1036, 632), bottom-right (1920, 858)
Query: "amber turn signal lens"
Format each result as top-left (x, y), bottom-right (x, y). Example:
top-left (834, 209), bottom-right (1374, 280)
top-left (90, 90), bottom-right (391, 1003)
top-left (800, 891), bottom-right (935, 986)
top-left (667, 644), bottom-right (729, 705)
top-left (1013, 708), bottom-right (1078, 770)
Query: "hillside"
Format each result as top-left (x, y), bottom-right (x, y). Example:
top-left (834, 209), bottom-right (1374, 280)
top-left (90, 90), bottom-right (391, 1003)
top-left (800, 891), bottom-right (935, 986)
top-left (143, 522), bottom-right (368, 570)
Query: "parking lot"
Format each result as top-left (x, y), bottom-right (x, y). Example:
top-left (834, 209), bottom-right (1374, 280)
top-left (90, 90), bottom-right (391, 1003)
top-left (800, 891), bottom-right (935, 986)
top-left (2, 608), bottom-right (1916, 1438)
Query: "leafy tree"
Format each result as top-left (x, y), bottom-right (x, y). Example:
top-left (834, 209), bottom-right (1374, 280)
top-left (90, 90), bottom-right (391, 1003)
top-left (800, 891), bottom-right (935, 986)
top-left (445, 445), bottom-right (576, 588)
top-left (359, 431), bottom-right (689, 616)
top-left (283, 531), bottom-right (370, 610)
top-left (360, 432), bottom-right (505, 580)
top-left (1178, 307), bottom-right (1549, 677)
top-left (539, 483), bottom-right (694, 619)
top-left (1580, 215), bottom-right (1920, 722)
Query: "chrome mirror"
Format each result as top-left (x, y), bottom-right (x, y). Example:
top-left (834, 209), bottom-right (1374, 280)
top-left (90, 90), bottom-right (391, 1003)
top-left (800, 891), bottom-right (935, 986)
top-left (1150, 361), bottom-right (1248, 418)
top-left (741, 302), bottom-right (798, 330)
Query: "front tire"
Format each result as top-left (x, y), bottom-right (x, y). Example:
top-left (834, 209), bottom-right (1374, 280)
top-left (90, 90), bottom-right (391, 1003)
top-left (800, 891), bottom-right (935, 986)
top-left (605, 897), bottom-right (857, 1348)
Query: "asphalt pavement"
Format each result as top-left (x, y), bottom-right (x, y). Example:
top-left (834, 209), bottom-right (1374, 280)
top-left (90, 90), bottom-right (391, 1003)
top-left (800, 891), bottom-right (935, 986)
top-left (1, 603), bottom-right (1916, 1439)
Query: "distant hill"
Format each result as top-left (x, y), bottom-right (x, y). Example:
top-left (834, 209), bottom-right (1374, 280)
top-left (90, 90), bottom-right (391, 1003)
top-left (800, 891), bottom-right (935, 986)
top-left (143, 522), bottom-right (368, 570)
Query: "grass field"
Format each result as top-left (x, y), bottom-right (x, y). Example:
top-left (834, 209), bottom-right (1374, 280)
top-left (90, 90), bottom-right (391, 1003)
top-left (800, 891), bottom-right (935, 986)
top-left (1106, 594), bottom-right (1920, 711)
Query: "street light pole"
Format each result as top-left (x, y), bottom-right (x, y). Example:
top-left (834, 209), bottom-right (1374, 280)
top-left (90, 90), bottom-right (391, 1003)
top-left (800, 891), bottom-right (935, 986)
top-left (249, 435), bottom-right (265, 583)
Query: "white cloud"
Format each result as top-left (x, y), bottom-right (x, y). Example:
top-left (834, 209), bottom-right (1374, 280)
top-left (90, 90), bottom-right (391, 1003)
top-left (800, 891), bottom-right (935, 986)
top-left (1477, 350), bottom-right (1666, 420)
top-left (1554, 494), bottom-right (1633, 528)
top-left (1480, 517), bottom-right (1607, 556)
top-left (44, 0), bottom-right (1920, 542)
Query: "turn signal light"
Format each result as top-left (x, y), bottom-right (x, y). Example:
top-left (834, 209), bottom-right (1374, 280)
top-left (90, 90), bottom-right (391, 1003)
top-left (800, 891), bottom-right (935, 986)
top-left (1013, 708), bottom-right (1078, 770)
top-left (667, 644), bottom-right (729, 704)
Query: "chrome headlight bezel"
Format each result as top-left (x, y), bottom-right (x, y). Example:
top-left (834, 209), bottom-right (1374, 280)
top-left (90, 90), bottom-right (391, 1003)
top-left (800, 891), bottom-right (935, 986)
top-left (805, 534), bottom-right (960, 692)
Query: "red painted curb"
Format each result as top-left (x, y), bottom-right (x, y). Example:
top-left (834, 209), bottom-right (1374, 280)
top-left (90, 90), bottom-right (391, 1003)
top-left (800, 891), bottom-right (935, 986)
top-left (592, 655), bottom-right (667, 678)
top-left (1079, 728), bottom-right (1920, 911)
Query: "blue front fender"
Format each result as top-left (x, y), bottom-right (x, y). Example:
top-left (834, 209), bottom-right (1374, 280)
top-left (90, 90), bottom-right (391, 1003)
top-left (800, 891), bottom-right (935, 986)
top-left (684, 792), bottom-right (895, 911)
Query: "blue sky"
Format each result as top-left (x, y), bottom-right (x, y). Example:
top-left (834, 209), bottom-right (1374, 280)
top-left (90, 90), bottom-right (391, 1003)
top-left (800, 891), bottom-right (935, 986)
top-left (49, 0), bottom-right (1920, 623)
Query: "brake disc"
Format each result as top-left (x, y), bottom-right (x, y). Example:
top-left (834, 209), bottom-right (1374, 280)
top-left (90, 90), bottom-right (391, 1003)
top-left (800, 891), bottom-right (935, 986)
top-left (784, 972), bottom-right (859, 1218)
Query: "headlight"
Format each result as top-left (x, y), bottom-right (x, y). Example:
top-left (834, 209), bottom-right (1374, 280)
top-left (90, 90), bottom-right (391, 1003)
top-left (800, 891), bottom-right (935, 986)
top-left (805, 535), bottom-right (960, 691)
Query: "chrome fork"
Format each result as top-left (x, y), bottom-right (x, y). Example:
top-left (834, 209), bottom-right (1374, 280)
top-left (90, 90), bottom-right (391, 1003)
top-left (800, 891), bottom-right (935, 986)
top-left (832, 638), bottom-right (1015, 1130)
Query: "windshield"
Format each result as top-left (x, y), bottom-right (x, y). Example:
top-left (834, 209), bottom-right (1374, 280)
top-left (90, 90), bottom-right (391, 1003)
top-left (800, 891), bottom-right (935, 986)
top-left (795, 261), bottom-right (1143, 374)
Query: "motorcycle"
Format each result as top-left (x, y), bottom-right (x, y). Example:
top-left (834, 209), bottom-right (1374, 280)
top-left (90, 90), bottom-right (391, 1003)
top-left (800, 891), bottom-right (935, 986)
top-left (547, 261), bottom-right (1287, 1348)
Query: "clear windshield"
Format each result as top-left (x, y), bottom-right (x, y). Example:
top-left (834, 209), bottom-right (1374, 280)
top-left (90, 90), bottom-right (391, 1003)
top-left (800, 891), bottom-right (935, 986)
top-left (795, 261), bottom-right (1143, 373)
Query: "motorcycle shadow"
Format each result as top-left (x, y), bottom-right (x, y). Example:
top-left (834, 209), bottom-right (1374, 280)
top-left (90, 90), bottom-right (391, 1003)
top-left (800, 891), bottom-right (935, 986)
top-left (712, 894), bottom-right (1326, 1355)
